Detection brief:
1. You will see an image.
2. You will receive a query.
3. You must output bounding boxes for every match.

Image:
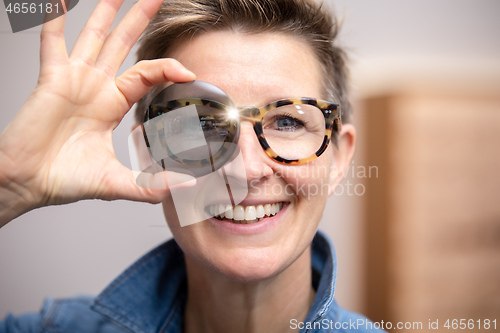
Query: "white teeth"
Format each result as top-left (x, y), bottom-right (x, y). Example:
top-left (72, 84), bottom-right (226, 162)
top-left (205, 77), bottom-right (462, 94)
top-left (233, 205), bottom-right (245, 221)
top-left (218, 204), bottom-right (225, 218)
top-left (209, 202), bottom-right (285, 223)
top-left (264, 204), bottom-right (271, 216)
top-left (225, 205), bottom-right (233, 219)
top-left (256, 205), bottom-right (265, 218)
top-left (245, 206), bottom-right (257, 221)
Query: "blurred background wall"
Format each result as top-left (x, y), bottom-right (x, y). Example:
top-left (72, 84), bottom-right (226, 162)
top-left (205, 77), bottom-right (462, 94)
top-left (1, 0), bottom-right (499, 329)
top-left (328, 0), bottom-right (500, 331)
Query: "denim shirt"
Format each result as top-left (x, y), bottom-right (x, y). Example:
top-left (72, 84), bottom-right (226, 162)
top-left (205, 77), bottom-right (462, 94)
top-left (1, 231), bottom-right (385, 333)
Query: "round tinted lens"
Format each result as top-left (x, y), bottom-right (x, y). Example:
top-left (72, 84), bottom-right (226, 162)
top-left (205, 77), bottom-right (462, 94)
top-left (262, 103), bottom-right (325, 160)
top-left (162, 103), bottom-right (237, 161)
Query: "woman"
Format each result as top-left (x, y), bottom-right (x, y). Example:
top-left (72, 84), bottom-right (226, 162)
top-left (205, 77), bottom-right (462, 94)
top-left (0, 0), bottom-right (384, 332)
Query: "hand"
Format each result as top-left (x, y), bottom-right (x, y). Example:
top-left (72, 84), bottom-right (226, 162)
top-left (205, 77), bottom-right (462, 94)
top-left (0, 0), bottom-right (195, 226)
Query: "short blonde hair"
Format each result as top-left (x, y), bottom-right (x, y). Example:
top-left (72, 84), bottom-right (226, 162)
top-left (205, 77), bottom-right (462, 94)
top-left (135, 0), bottom-right (350, 124)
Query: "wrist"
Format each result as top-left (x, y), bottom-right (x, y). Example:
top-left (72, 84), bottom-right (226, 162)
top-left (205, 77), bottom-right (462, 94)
top-left (0, 150), bottom-right (36, 227)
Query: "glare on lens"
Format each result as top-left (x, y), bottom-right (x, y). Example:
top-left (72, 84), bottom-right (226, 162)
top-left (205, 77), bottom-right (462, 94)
top-left (295, 105), bottom-right (304, 114)
top-left (227, 107), bottom-right (239, 120)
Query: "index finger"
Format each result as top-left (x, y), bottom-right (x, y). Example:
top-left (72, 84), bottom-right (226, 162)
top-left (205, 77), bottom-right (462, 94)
top-left (94, 0), bottom-right (164, 75)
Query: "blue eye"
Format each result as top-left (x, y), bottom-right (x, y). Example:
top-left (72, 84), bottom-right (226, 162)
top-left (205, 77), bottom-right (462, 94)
top-left (273, 113), bottom-right (306, 131)
top-left (277, 117), bottom-right (296, 128)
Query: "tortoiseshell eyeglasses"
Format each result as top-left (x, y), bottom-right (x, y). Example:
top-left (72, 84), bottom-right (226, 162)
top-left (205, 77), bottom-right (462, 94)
top-left (142, 81), bottom-right (341, 176)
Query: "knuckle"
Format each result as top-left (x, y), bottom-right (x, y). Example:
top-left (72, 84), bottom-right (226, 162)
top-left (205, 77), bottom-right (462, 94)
top-left (88, 26), bottom-right (107, 44)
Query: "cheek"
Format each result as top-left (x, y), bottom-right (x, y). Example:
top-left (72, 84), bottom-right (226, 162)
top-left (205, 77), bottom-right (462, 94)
top-left (162, 196), bottom-right (197, 246)
top-left (161, 201), bottom-right (209, 260)
top-left (278, 159), bottom-right (332, 201)
top-left (162, 195), bottom-right (178, 228)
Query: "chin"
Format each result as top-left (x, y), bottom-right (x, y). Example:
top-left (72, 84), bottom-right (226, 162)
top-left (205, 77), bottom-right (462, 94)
top-left (179, 236), bottom-right (292, 284)
top-left (208, 249), bottom-right (287, 283)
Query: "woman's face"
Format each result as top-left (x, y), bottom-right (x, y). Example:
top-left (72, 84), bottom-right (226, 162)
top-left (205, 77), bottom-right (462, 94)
top-left (162, 30), bottom-right (353, 282)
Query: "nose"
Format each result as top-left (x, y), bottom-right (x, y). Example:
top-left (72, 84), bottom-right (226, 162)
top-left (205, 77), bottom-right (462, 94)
top-left (220, 119), bottom-right (274, 184)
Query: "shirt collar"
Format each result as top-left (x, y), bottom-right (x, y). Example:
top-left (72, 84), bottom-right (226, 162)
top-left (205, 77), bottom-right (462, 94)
top-left (308, 230), bottom-right (339, 323)
top-left (91, 240), bottom-right (187, 333)
top-left (91, 231), bottom-right (338, 333)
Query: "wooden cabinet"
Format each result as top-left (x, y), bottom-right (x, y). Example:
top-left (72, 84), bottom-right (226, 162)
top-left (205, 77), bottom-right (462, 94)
top-left (360, 91), bottom-right (500, 331)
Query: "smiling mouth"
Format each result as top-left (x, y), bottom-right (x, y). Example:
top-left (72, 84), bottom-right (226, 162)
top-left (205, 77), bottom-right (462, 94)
top-left (208, 202), bottom-right (285, 224)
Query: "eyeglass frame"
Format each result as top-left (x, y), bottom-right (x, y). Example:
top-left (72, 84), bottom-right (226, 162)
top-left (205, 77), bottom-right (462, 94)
top-left (143, 97), bottom-right (341, 167)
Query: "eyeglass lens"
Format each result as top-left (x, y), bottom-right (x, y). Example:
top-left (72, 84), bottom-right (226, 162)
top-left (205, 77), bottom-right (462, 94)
top-left (158, 102), bottom-right (325, 162)
top-left (161, 104), bottom-right (236, 161)
top-left (262, 103), bottom-right (325, 160)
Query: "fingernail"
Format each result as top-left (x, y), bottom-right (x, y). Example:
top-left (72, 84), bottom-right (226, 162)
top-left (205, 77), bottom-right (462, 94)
top-left (180, 67), bottom-right (196, 79)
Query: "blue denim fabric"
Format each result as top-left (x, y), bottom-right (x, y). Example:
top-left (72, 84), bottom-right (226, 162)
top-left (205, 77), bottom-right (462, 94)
top-left (0, 231), bottom-right (385, 333)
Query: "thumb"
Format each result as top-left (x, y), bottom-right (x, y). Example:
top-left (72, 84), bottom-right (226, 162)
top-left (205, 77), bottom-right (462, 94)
top-left (102, 161), bottom-right (197, 204)
top-left (115, 58), bottom-right (196, 111)
top-left (135, 166), bottom-right (197, 190)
